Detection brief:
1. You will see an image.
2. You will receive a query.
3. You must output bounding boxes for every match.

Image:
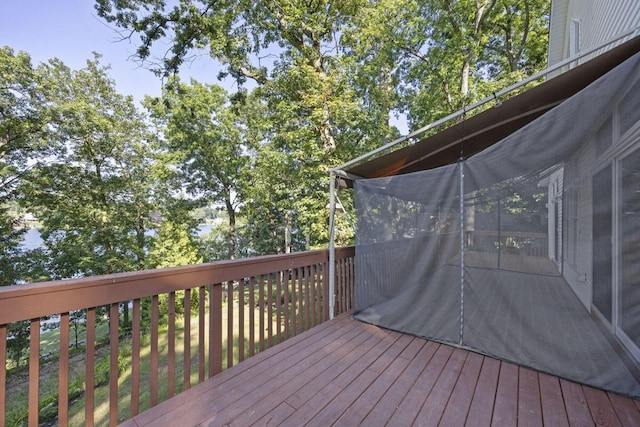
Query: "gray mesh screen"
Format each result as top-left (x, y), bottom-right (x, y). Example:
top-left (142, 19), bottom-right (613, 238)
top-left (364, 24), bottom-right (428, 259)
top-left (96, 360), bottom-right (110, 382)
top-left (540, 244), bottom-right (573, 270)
top-left (354, 51), bottom-right (640, 397)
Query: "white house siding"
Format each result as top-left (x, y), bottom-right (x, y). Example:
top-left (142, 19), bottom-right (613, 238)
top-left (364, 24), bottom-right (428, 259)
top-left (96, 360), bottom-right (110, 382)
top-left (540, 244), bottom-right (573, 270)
top-left (549, 0), bottom-right (640, 67)
top-left (548, 0), bottom-right (569, 66)
top-left (546, 0), bottom-right (640, 364)
top-left (561, 77), bottom-right (640, 313)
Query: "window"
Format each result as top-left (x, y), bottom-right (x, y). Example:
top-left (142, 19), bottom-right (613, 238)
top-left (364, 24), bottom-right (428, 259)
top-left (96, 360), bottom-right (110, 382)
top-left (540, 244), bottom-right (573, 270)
top-left (569, 19), bottom-right (581, 58)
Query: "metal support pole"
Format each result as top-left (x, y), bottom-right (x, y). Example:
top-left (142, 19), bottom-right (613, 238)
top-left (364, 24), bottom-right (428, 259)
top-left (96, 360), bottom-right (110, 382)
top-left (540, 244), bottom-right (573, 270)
top-left (459, 160), bottom-right (465, 346)
top-left (328, 172), bottom-right (336, 320)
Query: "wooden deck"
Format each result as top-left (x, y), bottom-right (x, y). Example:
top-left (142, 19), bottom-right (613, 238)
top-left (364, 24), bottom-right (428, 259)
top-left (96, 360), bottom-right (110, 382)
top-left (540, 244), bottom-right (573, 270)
top-left (119, 314), bottom-right (640, 427)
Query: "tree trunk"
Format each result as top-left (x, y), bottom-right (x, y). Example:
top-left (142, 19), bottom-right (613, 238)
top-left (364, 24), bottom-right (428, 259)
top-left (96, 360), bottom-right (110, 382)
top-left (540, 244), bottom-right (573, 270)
top-left (122, 301), bottom-right (130, 333)
top-left (225, 199), bottom-right (236, 259)
top-left (136, 206), bottom-right (146, 265)
top-left (225, 197), bottom-right (236, 260)
top-left (284, 211), bottom-right (292, 254)
top-left (460, 56), bottom-right (471, 97)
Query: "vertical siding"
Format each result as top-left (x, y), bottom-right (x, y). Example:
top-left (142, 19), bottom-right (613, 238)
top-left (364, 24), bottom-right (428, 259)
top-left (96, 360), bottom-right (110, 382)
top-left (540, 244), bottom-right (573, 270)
top-left (585, 0), bottom-right (640, 50)
top-left (549, 0), bottom-right (569, 66)
top-left (549, 0), bottom-right (640, 67)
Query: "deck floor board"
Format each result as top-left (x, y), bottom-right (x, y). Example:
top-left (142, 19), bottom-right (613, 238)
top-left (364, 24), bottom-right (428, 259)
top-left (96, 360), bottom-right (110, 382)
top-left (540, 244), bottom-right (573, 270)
top-left (119, 315), bottom-right (640, 427)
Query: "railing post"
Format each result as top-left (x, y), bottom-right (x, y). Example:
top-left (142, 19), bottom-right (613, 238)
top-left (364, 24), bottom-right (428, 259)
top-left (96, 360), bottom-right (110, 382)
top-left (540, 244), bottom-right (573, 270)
top-left (329, 171), bottom-right (336, 319)
top-left (0, 324), bottom-right (5, 425)
top-left (29, 318), bottom-right (40, 427)
top-left (109, 303), bottom-right (119, 427)
top-left (85, 308), bottom-right (96, 426)
top-left (58, 313), bottom-right (69, 427)
top-left (209, 283), bottom-right (222, 377)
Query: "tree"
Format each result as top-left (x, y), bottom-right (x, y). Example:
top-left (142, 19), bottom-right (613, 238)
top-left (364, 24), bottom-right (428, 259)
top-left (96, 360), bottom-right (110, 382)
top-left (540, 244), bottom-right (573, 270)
top-left (0, 47), bottom-right (52, 204)
top-left (148, 217), bottom-right (202, 268)
top-left (147, 215), bottom-right (203, 320)
top-left (96, 0), bottom-right (391, 251)
top-left (0, 47), bottom-right (54, 287)
top-left (21, 55), bottom-right (156, 279)
top-left (400, 0), bottom-right (550, 127)
top-left (1, 47), bottom-right (57, 366)
top-left (340, 0), bottom-right (549, 129)
top-left (145, 77), bottom-right (247, 259)
top-left (96, 0), bottom-right (550, 250)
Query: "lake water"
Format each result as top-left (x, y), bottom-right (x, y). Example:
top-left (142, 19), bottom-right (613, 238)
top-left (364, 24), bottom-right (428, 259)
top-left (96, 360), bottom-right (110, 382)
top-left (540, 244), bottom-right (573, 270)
top-left (20, 224), bottom-right (215, 250)
top-left (20, 227), bottom-right (44, 250)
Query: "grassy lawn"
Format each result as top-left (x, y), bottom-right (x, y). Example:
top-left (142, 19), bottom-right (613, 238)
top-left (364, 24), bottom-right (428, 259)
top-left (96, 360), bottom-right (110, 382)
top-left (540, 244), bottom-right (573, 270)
top-left (67, 297), bottom-right (282, 426)
top-left (4, 290), bottom-right (299, 427)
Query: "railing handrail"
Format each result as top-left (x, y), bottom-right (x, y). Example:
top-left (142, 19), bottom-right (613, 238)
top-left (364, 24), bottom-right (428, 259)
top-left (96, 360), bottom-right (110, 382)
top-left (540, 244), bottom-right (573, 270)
top-left (0, 246), bottom-right (355, 325)
top-left (465, 230), bottom-right (547, 238)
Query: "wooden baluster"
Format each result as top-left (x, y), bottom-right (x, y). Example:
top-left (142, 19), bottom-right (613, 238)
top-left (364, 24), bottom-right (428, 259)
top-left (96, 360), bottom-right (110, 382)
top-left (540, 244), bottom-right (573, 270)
top-left (210, 284), bottom-right (222, 376)
top-left (249, 277), bottom-right (255, 357)
top-left (151, 295), bottom-right (159, 406)
top-left (259, 275), bottom-right (265, 352)
top-left (305, 266), bottom-right (311, 331)
top-left (275, 272), bottom-right (282, 344)
top-left (109, 303), bottom-right (119, 426)
top-left (86, 308), bottom-right (96, 426)
top-left (227, 280), bottom-right (234, 368)
top-left (168, 292), bottom-right (176, 397)
top-left (183, 290), bottom-right (191, 390)
top-left (199, 287), bottom-right (205, 382)
top-left (266, 274), bottom-right (273, 348)
top-left (323, 261), bottom-right (330, 321)
top-left (58, 313), bottom-right (69, 427)
top-left (238, 279), bottom-right (245, 361)
top-left (310, 265), bottom-right (317, 327)
top-left (131, 300), bottom-right (140, 416)
top-left (346, 258), bottom-right (351, 311)
top-left (340, 259), bottom-right (346, 314)
top-left (28, 318), bottom-right (40, 427)
top-left (297, 267), bottom-right (303, 334)
top-left (0, 324), bottom-right (5, 425)
top-left (284, 271), bottom-right (290, 340)
top-left (350, 256), bottom-right (355, 310)
top-left (344, 258), bottom-right (349, 311)
top-left (291, 269), bottom-right (297, 336)
top-left (316, 263), bottom-right (322, 324)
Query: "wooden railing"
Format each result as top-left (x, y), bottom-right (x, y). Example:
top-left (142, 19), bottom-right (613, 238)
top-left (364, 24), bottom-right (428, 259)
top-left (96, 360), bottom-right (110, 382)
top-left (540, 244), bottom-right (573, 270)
top-left (465, 230), bottom-right (548, 257)
top-left (0, 246), bottom-right (355, 427)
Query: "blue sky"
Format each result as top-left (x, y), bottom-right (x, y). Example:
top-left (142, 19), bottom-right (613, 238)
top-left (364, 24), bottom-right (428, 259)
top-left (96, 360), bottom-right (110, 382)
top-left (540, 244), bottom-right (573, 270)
top-left (0, 0), bottom-right (223, 105)
top-left (1, 1), bottom-right (408, 133)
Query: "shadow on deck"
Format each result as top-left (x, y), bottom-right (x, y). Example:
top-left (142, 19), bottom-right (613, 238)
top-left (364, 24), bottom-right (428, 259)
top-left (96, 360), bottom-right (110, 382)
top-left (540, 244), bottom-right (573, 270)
top-left (119, 314), bottom-right (640, 427)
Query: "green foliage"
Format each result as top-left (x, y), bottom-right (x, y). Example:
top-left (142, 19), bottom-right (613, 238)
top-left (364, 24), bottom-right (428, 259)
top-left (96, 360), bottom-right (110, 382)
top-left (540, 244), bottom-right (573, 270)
top-left (5, 342), bottom-right (122, 427)
top-left (1, 1), bottom-right (552, 283)
top-left (5, 321), bottom-right (30, 369)
top-left (20, 55), bottom-right (157, 278)
top-left (0, 208), bottom-right (25, 286)
top-left (96, 1), bottom-right (393, 252)
top-left (148, 220), bottom-right (202, 268)
top-left (0, 4), bottom-right (553, 423)
top-left (0, 47), bottom-right (56, 288)
top-left (0, 47), bottom-right (52, 200)
top-left (145, 77), bottom-right (247, 259)
top-left (95, 0), bottom-right (549, 253)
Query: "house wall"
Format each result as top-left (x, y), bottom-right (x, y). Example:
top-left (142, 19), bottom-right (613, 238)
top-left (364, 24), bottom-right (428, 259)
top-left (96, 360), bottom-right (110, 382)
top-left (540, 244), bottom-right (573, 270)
top-left (562, 77), bottom-right (640, 315)
top-left (549, 0), bottom-right (640, 67)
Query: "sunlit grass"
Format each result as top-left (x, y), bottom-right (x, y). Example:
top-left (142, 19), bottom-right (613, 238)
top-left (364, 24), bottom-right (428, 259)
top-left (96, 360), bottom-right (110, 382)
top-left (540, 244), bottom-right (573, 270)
top-left (5, 283), bottom-right (319, 426)
top-left (65, 297), bottom-right (280, 427)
